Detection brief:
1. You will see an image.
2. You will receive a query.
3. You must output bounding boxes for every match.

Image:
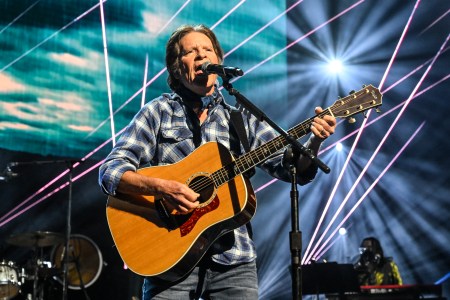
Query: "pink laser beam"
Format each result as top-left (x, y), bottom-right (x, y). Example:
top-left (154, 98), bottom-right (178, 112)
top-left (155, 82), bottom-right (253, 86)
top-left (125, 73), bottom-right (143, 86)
top-left (0, 160), bottom-right (104, 228)
top-left (419, 9), bottom-right (450, 36)
top-left (379, 0), bottom-right (422, 92)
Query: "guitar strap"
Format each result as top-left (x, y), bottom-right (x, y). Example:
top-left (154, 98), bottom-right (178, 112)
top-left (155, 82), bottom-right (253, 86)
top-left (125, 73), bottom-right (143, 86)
top-left (229, 108), bottom-right (256, 178)
top-left (229, 108), bottom-right (255, 239)
top-left (183, 104), bottom-right (202, 148)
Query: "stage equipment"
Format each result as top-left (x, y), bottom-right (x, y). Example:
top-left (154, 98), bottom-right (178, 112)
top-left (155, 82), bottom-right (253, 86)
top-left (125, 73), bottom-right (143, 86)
top-left (358, 284), bottom-right (444, 299)
top-left (302, 262), bottom-right (360, 296)
top-left (0, 260), bottom-right (22, 300)
top-left (6, 159), bottom-right (81, 300)
top-left (6, 231), bottom-right (64, 248)
top-left (6, 231), bottom-right (64, 300)
top-left (51, 234), bottom-right (103, 291)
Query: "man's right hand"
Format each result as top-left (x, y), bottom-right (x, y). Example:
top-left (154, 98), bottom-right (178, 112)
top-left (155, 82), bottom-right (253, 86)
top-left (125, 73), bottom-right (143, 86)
top-left (157, 179), bottom-right (200, 214)
top-left (117, 171), bottom-right (200, 215)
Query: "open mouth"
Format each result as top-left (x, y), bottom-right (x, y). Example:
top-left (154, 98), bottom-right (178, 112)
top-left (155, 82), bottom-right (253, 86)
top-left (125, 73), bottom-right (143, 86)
top-left (195, 65), bottom-right (206, 76)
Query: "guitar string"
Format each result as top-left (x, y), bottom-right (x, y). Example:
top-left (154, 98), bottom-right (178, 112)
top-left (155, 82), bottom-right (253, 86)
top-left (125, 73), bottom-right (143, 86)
top-left (188, 96), bottom-right (355, 192)
top-left (187, 87), bottom-right (375, 193)
top-left (189, 93), bottom-right (364, 193)
top-left (187, 111), bottom-right (329, 193)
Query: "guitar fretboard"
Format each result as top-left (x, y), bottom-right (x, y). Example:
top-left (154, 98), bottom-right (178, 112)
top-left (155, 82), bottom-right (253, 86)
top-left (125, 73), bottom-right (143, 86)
top-left (207, 84), bottom-right (381, 188)
top-left (211, 111), bottom-right (330, 187)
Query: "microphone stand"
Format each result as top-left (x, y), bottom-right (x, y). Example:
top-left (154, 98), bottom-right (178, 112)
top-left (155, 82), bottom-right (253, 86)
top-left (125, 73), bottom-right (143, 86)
top-left (71, 245), bottom-right (91, 300)
top-left (221, 76), bottom-right (330, 300)
top-left (62, 162), bottom-right (74, 300)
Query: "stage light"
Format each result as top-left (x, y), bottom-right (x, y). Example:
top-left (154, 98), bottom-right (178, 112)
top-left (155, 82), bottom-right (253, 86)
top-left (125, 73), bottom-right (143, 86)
top-left (336, 142), bottom-right (343, 152)
top-left (338, 227), bottom-right (347, 235)
top-left (328, 59), bottom-right (343, 74)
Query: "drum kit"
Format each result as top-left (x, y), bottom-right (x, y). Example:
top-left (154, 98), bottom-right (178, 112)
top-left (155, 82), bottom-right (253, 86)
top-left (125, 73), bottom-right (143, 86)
top-left (0, 231), bottom-right (103, 300)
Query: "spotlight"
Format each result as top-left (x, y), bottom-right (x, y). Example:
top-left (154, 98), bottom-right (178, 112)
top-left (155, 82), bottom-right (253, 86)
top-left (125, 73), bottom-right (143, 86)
top-left (338, 227), bottom-right (347, 235)
top-left (336, 142), bottom-right (343, 152)
top-left (327, 59), bottom-right (343, 74)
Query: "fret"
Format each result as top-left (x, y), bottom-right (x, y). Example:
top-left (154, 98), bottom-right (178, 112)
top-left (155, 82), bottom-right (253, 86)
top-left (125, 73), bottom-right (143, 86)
top-left (210, 84), bottom-right (381, 189)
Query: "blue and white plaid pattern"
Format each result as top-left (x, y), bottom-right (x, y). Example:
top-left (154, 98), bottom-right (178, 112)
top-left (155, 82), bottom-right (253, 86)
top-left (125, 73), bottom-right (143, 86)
top-left (99, 90), bottom-right (315, 265)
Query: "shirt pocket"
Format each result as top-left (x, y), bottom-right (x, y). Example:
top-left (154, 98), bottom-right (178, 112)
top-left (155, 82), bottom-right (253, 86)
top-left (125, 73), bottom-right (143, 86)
top-left (157, 125), bottom-right (195, 163)
top-left (160, 125), bottom-right (193, 142)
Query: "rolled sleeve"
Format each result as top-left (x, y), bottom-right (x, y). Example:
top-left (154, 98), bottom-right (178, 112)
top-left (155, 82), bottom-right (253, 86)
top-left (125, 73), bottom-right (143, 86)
top-left (99, 157), bottom-right (136, 195)
top-left (98, 99), bottom-right (161, 196)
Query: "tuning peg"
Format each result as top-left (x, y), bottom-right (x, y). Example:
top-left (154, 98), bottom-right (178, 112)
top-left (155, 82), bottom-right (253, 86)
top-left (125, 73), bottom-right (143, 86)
top-left (376, 107), bottom-right (382, 113)
top-left (348, 117), bottom-right (356, 124)
top-left (362, 84), bottom-right (366, 88)
top-left (349, 90), bottom-right (355, 94)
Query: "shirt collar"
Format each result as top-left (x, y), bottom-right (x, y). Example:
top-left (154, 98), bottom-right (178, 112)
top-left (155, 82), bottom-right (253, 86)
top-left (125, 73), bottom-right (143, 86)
top-left (175, 82), bottom-right (222, 111)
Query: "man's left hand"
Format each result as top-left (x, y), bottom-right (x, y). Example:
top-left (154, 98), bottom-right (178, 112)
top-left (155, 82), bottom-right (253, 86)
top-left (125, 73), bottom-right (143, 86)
top-left (311, 106), bottom-right (336, 140)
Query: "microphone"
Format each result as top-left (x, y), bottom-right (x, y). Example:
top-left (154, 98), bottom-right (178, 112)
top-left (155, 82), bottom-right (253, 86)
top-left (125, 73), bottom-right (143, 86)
top-left (0, 166), bottom-right (18, 182)
top-left (201, 62), bottom-right (244, 78)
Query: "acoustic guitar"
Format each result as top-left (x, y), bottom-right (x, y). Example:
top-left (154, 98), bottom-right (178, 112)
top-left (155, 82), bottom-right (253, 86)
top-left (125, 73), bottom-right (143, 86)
top-left (106, 84), bottom-right (382, 281)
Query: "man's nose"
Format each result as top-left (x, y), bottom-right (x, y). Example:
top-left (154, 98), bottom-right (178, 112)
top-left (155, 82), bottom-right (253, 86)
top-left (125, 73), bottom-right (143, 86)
top-left (196, 49), bottom-right (207, 58)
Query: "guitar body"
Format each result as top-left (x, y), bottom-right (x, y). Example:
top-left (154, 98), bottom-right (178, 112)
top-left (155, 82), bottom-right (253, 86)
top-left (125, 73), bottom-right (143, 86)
top-left (106, 142), bottom-right (256, 281)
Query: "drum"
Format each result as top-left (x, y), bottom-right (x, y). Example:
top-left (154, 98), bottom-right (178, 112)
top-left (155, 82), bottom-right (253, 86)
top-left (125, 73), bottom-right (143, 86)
top-left (51, 234), bottom-right (103, 290)
top-left (0, 261), bottom-right (20, 300)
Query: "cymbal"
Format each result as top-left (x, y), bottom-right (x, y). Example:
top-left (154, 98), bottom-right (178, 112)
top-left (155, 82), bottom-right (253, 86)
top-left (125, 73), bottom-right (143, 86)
top-left (6, 231), bottom-right (64, 248)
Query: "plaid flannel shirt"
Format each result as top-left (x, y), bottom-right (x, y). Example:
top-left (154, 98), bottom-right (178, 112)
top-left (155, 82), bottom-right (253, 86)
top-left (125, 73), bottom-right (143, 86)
top-left (99, 89), bottom-right (317, 265)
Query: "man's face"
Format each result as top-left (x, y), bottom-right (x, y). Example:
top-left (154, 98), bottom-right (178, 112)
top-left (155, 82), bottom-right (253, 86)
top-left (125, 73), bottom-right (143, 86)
top-left (178, 31), bottom-right (220, 96)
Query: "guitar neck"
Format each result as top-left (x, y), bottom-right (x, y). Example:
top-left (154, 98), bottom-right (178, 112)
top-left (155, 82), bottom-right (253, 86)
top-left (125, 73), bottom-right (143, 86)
top-left (210, 84), bottom-right (383, 187)
top-left (212, 111), bottom-right (329, 187)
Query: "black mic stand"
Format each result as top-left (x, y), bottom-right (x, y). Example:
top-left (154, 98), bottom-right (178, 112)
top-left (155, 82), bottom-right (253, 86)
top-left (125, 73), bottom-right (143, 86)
top-left (284, 145), bottom-right (303, 300)
top-left (221, 76), bottom-right (330, 300)
top-left (70, 244), bottom-right (91, 300)
top-left (62, 161), bottom-right (74, 300)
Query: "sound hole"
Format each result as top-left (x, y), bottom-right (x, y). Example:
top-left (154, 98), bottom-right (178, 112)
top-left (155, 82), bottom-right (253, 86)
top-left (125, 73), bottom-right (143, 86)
top-left (188, 174), bottom-right (215, 206)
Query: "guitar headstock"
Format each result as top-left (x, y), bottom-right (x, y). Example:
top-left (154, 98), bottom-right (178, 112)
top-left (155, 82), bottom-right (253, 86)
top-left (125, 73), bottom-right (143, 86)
top-left (330, 85), bottom-right (382, 120)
